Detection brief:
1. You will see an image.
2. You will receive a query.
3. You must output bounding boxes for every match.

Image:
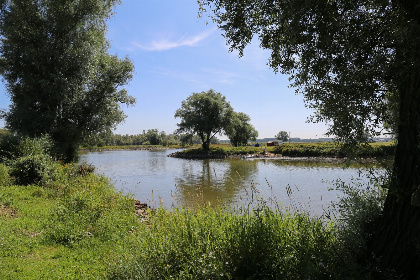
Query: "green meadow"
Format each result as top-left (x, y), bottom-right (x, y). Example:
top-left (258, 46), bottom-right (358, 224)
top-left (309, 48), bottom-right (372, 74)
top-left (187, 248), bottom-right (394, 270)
top-left (0, 137), bottom-right (391, 279)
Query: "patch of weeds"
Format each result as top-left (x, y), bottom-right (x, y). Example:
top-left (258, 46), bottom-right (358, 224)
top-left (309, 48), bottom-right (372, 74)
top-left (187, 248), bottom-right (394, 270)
top-left (7, 136), bottom-right (60, 186)
top-left (0, 164), bottom-right (11, 186)
top-left (121, 204), bottom-right (337, 280)
top-left (324, 173), bottom-right (388, 279)
top-left (43, 179), bottom-right (138, 246)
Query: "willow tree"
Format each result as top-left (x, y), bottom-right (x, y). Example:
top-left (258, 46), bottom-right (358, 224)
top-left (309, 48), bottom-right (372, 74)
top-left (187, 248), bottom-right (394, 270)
top-left (225, 111), bottom-right (258, 147)
top-left (175, 89), bottom-right (233, 150)
top-left (0, 0), bottom-right (134, 161)
top-left (199, 0), bottom-right (420, 277)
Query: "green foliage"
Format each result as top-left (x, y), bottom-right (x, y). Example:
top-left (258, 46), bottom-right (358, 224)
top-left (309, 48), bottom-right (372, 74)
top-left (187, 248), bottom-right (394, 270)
top-left (44, 175), bottom-right (136, 246)
top-left (198, 0), bottom-right (418, 144)
top-left (120, 205), bottom-right (336, 280)
top-left (273, 142), bottom-right (395, 158)
top-left (0, 145), bottom-right (390, 279)
top-left (10, 154), bottom-right (58, 186)
top-left (0, 135), bottom-right (394, 279)
top-left (175, 142), bottom-right (394, 159)
top-left (198, 10), bottom-right (420, 276)
top-left (329, 176), bottom-right (387, 246)
top-left (0, 163), bottom-right (10, 186)
top-left (81, 129), bottom-right (186, 148)
top-left (324, 175), bottom-right (390, 279)
top-left (274, 142), bottom-right (345, 157)
top-left (0, 163), bottom-right (140, 279)
top-left (175, 89), bottom-right (234, 150)
top-left (225, 111), bottom-right (258, 147)
top-left (9, 136), bottom-right (59, 186)
top-left (174, 146), bottom-right (269, 158)
top-left (14, 135), bottom-right (53, 158)
top-left (0, 0), bottom-right (135, 162)
top-left (0, 129), bottom-right (20, 162)
top-left (275, 131), bottom-right (289, 142)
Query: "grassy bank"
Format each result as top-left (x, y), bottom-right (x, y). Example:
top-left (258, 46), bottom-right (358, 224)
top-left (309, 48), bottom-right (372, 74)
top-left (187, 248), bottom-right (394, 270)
top-left (0, 137), bottom-right (390, 279)
top-left (273, 142), bottom-right (395, 158)
top-left (171, 142), bottom-right (395, 159)
top-left (0, 163), bottom-right (141, 279)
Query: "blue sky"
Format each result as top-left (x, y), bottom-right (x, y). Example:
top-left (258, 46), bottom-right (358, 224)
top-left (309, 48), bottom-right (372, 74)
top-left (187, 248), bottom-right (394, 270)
top-left (0, 0), bottom-right (329, 139)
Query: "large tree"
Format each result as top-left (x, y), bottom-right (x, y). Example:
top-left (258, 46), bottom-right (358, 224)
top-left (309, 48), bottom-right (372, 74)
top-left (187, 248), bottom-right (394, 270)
top-left (225, 111), bottom-right (258, 147)
top-left (199, 0), bottom-right (420, 278)
top-left (275, 131), bottom-right (289, 142)
top-left (174, 89), bottom-right (233, 150)
top-left (0, 0), bottom-right (134, 161)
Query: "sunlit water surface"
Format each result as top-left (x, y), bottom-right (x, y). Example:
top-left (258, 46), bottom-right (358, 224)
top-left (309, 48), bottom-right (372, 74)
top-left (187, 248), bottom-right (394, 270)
top-left (80, 149), bottom-right (383, 216)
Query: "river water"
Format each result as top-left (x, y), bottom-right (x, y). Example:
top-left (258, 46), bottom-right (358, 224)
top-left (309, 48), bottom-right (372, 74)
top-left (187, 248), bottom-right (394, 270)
top-left (80, 149), bottom-right (382, 216)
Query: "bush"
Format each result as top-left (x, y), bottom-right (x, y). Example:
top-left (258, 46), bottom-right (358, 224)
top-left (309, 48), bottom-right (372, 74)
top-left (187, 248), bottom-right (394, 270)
top-left (273, 142), bottom-right (395, 159)
top-left (43, 175), bottom-right (137, 246)
top-left (0, 163), bottom-right (10, 186)
top-left (325, 174), bottom-right (388, 278)
top-left (10, 154), bottom-right (58, 185)
top-left (123, 204), bottom-right (336, 280)
top-left (9, 136), bottom-right (58, 185)
top-left (0, 130), bottom-right (20, 162)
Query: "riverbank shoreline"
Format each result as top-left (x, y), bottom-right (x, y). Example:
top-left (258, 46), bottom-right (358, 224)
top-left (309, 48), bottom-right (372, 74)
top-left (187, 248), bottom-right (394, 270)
top-left (78, 146), bottom-right (170, 152)
top-left (167, 151), bottom-right (380, 163)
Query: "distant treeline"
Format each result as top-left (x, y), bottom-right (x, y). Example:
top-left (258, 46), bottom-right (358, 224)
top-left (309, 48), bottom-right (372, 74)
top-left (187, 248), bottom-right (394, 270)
top-left (81, 129), bottom-right (220, 148)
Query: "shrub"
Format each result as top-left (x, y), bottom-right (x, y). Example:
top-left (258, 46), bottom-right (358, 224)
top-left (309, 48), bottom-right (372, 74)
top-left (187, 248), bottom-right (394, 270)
top-left (0, 130), bottom-right (20, 162)
top-left (10, 154), bottom-right (58, 185)
top-left (125, 204), bottom-right (337, 280)
top-left (76, 162), bottom-right (95, 176)
top-left (325, 174), bottom-right (388, 278)
top-left (9, 136), bottom-right (58, 185)
top-left (44, 175), bottom-right (137, 246)
top-left (14, 135), bottom-right (53, 157)
top-left (0, 163), bottom-right (10, 186)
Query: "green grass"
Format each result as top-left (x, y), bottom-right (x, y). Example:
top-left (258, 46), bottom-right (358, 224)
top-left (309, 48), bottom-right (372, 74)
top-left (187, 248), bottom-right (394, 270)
top-left (111, 205), bottom-right (338, 279)
top-left (273, 142), bottom-right (395, 158)
top-left (0, 164), bottom-right (142, 280)
top-left (0, 164), bottom-right (386, 279)
top-left (172, 142), bottom-right (395, 159)
top-left (0, 136), bottom-right (390, 279)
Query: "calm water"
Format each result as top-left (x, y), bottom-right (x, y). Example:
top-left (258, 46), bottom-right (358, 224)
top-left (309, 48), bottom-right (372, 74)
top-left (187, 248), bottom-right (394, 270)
top-left (80, 149), bottom-right (381, 216)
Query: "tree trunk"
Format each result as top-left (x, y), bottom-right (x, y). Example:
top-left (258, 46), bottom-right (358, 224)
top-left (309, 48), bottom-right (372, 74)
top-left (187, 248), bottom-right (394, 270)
top-left (370, 72), bottom-right (420, 279)
top-left (202, 141), bottom-right (209, 150)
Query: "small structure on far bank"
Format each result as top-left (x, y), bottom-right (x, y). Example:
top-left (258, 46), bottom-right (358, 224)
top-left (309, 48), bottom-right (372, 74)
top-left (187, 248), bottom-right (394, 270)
top-left (267, 140), bottom-right (283, 146)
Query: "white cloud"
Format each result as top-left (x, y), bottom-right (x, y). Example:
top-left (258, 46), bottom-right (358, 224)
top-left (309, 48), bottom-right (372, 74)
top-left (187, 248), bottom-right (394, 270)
top-left (148, 67), bottom-right (241, 86)
top-left (132, 28), bottom-right (216, 51)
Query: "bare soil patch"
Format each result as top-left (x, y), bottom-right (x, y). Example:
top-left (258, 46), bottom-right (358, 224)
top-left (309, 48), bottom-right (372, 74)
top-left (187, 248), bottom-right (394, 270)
top-left (0, 205), bottom-right (18, 218)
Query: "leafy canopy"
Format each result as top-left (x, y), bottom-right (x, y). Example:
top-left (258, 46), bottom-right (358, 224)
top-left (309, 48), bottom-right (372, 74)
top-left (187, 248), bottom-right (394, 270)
top-left (225, 111), bottom-right (258, 147)
top-left (174, 89), bottom-right (233, 150)
top-left (275, 131), bottom-right (289, 142)
top-left (199, 0), bottom-right (419, 144)
top-left (199, 0), bottom-right (420, 277)
top-left (0, 0), bottom-right (135, 161)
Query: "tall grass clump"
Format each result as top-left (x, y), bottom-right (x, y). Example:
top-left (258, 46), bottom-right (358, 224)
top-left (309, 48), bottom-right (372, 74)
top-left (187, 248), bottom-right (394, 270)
top-left (325, 173), bottom-right (389, 278)
top-left (42, 164), bottom-right (139, 246)
top-left (0, 163), bottom-right (10, 186)
top-left (2, 135), bottom-right (60, 185)
top-left (1, 152), bottom-right (142, 279)
top-left (111, 203), bottom-right (337, 280)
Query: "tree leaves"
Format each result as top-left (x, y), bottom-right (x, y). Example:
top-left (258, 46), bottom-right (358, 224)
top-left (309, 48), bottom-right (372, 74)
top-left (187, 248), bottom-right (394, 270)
top-left (0, 0), bottom-right (134, 161)
top-left (175, 89), bottom-right (234, 150)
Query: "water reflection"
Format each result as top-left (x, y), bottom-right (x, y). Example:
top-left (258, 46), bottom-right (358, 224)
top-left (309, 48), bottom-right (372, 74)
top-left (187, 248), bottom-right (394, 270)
top-left (174, 159), bottom-right (259, 207)
top-left (79, 150), bottom-right (382, 216)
